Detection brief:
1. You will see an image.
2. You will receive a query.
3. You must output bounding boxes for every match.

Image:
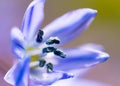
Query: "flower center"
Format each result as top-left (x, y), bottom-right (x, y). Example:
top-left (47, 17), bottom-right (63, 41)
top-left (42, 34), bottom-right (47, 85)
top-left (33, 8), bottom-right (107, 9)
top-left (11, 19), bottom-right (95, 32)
top-left (27, 30), bottom-right (66, 73)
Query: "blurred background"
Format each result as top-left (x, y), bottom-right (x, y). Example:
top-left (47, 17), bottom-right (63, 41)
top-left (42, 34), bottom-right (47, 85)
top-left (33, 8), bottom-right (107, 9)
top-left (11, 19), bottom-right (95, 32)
top-left (0, 0), bottom-right (119, 86)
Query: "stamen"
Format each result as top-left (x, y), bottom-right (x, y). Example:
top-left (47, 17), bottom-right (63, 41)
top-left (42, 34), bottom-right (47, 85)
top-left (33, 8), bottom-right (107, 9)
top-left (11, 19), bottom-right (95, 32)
top-left (46, 37), bottom-right (60, 45)
top-left (38, 29), bottom-right (44, 36)
top-left (39, 59), bottom-right (46, 67)
top-left (54, 49), bottom-right (66, 58)
top-left (46, 63), bottom-right (53, 73)
top-left (36, 30), bottom-right (44, 43)
top-left (42, 47), bottom-right (56, 53)
top-left (36, 35), bottom-right (66, 72)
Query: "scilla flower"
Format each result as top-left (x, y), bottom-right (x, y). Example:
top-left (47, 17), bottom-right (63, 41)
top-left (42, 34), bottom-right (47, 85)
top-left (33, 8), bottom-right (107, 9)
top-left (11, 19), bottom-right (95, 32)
top-left (4, 0), bottom-right (109, 86)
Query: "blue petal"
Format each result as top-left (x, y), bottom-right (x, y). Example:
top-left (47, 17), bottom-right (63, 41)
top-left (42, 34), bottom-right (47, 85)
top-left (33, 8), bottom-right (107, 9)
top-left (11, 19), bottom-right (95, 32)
top-left (11, 27), bottom-right (25, 49)
top-left (22, 0), bottom-right (46, 41)
top-left (29, 71), bottom-right (73, 86)
top-left (11, 27), bottom-right (25, 59)
top-left (4, 56), bottom-right (30, 86)
top-left (54, 44), bottom-right (110, 71)
top-left (43, 8), bottom-right (97, 46)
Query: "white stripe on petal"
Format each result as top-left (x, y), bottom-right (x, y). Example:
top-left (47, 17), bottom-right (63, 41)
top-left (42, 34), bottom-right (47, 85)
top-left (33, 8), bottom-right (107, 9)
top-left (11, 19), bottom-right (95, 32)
top-left (22, 0), bottom-right (45, 41)
top-left (43, 8), bottom-right (97, 46)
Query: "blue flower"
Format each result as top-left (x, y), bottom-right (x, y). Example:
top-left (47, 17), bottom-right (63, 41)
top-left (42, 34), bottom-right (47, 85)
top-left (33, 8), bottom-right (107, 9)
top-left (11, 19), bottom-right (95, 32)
top-left (4, 0), bottom-right (109, 86)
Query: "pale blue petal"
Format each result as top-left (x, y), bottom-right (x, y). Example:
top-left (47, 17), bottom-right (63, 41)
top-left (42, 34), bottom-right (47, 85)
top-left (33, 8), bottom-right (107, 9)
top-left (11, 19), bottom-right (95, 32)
top-left (68, 69), bottom-right (89, 78)
top-left (29, 71), bottom-right (73, 86)
top-left (22, 0), bottom-right (45, 41)
top-left (52, 78), bottom-right (111, 86)
top-left (11, 27), bottom-right (25, 59)
top-left (11, 27), bottom-right (25, 49)
top-left (4, 56), bottom-right (30, 86)
top-left (54, 44), bottom-right (110, 71)
top-left (43, 8), bottom-right (97, 46)
top-left (12, 45), bottom-right (25, 59)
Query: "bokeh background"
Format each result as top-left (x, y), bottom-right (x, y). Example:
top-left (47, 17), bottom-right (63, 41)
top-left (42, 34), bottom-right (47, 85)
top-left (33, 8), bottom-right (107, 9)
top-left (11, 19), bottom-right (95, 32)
top-left (0, 0), bottom-right (119, 86)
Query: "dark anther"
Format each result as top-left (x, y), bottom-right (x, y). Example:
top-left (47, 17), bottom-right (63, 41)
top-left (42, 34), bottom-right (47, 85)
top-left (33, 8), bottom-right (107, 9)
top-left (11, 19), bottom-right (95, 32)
top-left (36, 36), bottom-right (43, 43)
top-left (39, 59), bottom-right (46, 67)
top-left (46, 63), bottom-right (53, 73)
top-left (43, 47), bottom-right (56, 53)
top-left (54, 49), bottom-right (66, 58)
top-left (36, 30), bottom-right (44, 43)
top-left (53, 39), bottom-right (60, 44)
top-left (38, 29), bottom-right (44, 36)
top-left (46, 37), bottom-right (60, 45)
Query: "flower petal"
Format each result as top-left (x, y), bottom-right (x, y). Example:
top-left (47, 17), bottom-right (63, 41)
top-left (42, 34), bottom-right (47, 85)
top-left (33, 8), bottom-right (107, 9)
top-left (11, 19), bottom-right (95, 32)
top-left (4, 56), bottom-right (30, 86)
top-left (11, 27), bottom-right (25, 49)
top-left (11, 27), bottom-right (25, 59)
top-left (43, 8), bottom-right (97, 46)
top-left (54, 44), bottom-right (109, 71)
top-left (52, 78), bottom-right (111, 86)
top-left (68, 69), bottom-right (89, 78)
top-left (29, 71), bottom-right (73, 86)
top-left (22, 0), bottom-right (45, 41)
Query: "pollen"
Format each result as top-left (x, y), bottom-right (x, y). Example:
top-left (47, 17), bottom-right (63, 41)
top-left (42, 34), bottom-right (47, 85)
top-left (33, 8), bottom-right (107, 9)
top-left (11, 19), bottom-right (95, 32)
top-left (31, 55), bottom-right (40, 62)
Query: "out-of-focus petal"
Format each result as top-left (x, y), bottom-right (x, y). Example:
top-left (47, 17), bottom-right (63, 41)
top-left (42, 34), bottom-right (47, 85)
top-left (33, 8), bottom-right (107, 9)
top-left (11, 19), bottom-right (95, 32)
top-left (29, 70), bottom-right (73, 86)
top-left (52, 78), bottom-right (111, 86)
top-left (22, 0), bottom-right (45, 41)
top-left (43, 8), bottom-right (97, 46)
top-left (4, 56), bottom-right (30, 86)
top-left (54, 44), bottom-right (109, 71)
top-left (12, 46), bottom-right (25, 59)
top-left (11, 27), bottom-right (25, 59)
top-left (11, 27), bottom-right (25, 50)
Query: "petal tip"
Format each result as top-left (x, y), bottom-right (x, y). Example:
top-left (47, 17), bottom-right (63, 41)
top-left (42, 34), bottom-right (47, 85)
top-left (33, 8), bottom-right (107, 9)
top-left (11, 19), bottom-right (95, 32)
top-left (100, 52), bottom-right (110, 62)
top-left (82, 8), bottom-right (98, 16)
top-left (92, 9), bottom-right (98, 16)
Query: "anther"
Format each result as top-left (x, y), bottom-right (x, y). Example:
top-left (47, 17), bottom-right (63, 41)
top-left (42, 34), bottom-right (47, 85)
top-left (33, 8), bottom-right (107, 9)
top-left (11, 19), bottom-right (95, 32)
top-left (46, 37), bottom-right (60, 45)
top-left (39, 59), bottom-right (46, 67)
top-left (43, 47), bottom-right (56, 53)
top-left (36, 36), bottom-right (43, 43)
top-left (36, 30), bottom-right (44, 43)
top-left (38, 29), bottom-right (44, 36)
top-left (46, 63), bottom-right (53, 73)
top-left (54, 49), bottom-right (66, 58)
